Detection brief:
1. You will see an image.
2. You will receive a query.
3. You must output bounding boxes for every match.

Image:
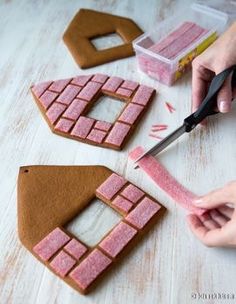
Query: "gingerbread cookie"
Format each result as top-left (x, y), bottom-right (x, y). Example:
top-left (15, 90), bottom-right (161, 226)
top-left (31, 74), bottom-right (156, 150)
top-left (18, 165), bottom-right (165, 294)
top-left (63, 9), bottom-right (143, 68)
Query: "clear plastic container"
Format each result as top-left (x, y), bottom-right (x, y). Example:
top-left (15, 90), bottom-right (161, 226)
top-left (133, 3), bottom-right (229, 86)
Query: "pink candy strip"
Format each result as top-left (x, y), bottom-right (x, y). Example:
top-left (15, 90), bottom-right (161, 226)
top-left (149, 133), bottom-right (163, 140)
top-left (129, 146), bottom-right (206, 215)
top-left (165, 102), bottom-right (175, 113)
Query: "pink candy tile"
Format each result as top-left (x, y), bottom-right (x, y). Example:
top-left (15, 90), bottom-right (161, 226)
top-left (64, 238), bottom-right (87, 260)
top-left (55, 118), bottom-right (74, 133)
top-left (77, 81), bottom-right (102, 101)
top-left (48, 78), bottom-right (71, 93)
top-left (50, 250), bottom-right (76, 277)
top-left (86, 129), bottom-right (107, 143)
top-left (63, 99), bottom-right (87, 120)
top-left (71, 116), bottom-right (95, 139)
top-left (99, 222), bottom-right (137, 258)
top-left (39, 90), bottom-right (58, 109)
top-left (112, 195), bottom-right (133, 213)
top-left (57, 85), bottom-right (82, 105)
top-left (33, 228), bottom-right (70, 261)
top-left (125, 197), bottom-right (161, 229)
top-left (118, 103), bottom-right (144, 124)
top-left (32, 81), bottom-right (52, 98)
top-left (69, 249), bottom-right (112, 290)
top-left (46, 103), bottom-right (67, 124)
top-left (121, 184), bottom-right (145, 204)
top-left (116, 88), bottom-right (133, 98)
top-left (105, 122), bottom-right (130, 147)
top-left (96, 173), bottom-right (127, 200)
top-left (92, 74), bottom-right (109, 84)
top-left (131, 85), bottom-right (155, 106)
top-left (94, 120), bottom-right (112, 132)
top-left (71, 75), bottom-right (93, 86)
top-left (102, 76), bottom-right (123, 92)
top-left (121, 80), bottom-right (139, 91)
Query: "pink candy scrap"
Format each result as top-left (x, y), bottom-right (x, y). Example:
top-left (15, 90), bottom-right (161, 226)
top-left (116, 87), bottom-right (133, 98)
top-left (149, 133), bottom-right (163, 140)
top-left (94, 120), bottom-right (112, 132)
top-left (56, 84), bottom-right (82, 105)
top-left (77, 81), bottom-right (102, 102)
top-left (64, 238), bottom-right (87, 260)
top-left (86, 128), bottom-right (107, 143)
top-left (96, 173), bottom-right (127, 200)
top-left (32, 81), bottom-right (52, 98)
top-left (46, 102), bottom-right (67, 124)
top-left (112, 195), bottom-right (133, 213)
top-left (71, 75), bottom-right (93, 87)
top-left (69, 248), bottom-right (112, 291)
top-left (92, 73), bottom-right (109, 84)
top-left (55, 118), bottom-right (74, 133)
top-left (99, 221), bottom-right (137, 258)
top-left (125, 196), bottom-right (161, 229)
top-left (50, 250), bottom-right (76, 278)
top-left (131, 85), bottom-right (155, 106)
top-left (118, 103), bottom-right (144, 125)
top-left (71, 116), bottom-right (95, 139)
top-left (151, 124), bottom-right (168, 131)
top-left (33, 228), bottom-right (70, 261)
top-left (48, 78), bottom-right (71, 93)
top-left (63, 99), bottom-right (87, 121)
top-left (121, 80), bottom-right (139, 91)
top-left (129, 146), bottom-right (207, 216)
top-left (165, 102), bottom-right (175, 113)
top-left (105, 122), bottom-right (130, 147)
top-left (102, 76), bottom-right (123, 93)
top-left (39, 90), bottom-right (58, 110)
top-left (121, 184), bottom-right (145, 204)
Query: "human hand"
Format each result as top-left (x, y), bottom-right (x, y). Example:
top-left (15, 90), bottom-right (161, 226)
top-left (192, 22), bottom-right (236, 114)
top-left (187, 181), bottom-right (236, 248)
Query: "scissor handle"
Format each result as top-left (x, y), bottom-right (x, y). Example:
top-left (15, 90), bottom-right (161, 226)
top-left (184, 65), bottom-right (236, 132)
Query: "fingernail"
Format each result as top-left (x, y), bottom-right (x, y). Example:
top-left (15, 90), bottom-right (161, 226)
top-left (194, 198), bottom-right (203, 205)
top-left (219, 101), bottom-right (231, 113)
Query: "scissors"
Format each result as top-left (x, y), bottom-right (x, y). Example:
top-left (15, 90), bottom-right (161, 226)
top-left (134, 65), bottom-right (236, 168)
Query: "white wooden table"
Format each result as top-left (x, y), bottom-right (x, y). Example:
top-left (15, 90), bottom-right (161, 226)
top-left (1, 1), bottom-right (236, 303)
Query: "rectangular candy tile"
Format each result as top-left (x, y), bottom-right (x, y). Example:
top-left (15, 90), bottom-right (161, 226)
top-left (96, 173), bottom-right (126, 200)
top-left (33, 228), bottom-right (70, 261)
top-left (55, 118), bottom-right (74, 133)
top-left (121, 80), bottom-right (139, 91)
top-left (111, 195), bottom-right (133, 213)
top-left (125, 197), bottom-right (161, 229)
top-left (77, 81), bottom-right (102, 101)
top-left (118, 103), bottom-right (144, 124)
top-left (48, 78), bottom-right (71, 93)
top-left (116, 88), bottom-right (133, 98)
top-left (63, 99), bottom-right (87, 120)
top-left (121, 184), bottom-right (145, 204)
top-left (102, 76), bottom-right (123, 93)
top-left (32, 81), bottom-right (52, 98)
top-left (56, 84), bottom-right (82, 105)
top-left (71, 116), bottom-right (95, 139)
top-left (71, 75), bottom-right (93, 86)
top-left (64, 238), bottom-right (87, 260)
top-left (86, 129), bottom-right (107, 143)
top-left (39, 90), bottom-right (58, 109)
top-left (92, 74), bottom-right (109, 84)
top-left (99, 222), bottom-right (137, 258)
top-left (69, 249), bottom-right (112, 291)
top-left (94, 120), bottom-right (112, 132)
top-left (50, 250), bottom-right (76, 277)
top-left (131, 85), bottom-right (155, 106)
top-left (105, 122), bottom-right (130, 147)
top-left (46, 103), bottom-right (67, 124)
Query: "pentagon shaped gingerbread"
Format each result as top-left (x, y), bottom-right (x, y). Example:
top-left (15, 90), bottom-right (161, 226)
top-left (31, 74), bottom-right (156, 150)
top-left (18, 165), bottom-right (165, 294)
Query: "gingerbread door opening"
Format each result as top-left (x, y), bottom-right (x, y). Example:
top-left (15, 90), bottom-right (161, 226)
top-left (91, 32), bottom-right (124, 51)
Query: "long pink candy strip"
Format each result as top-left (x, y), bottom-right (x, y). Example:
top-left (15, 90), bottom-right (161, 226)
top-left (151, 126), bottom-right (167, 132)
top-left (129, 146), bottom-right (206, 215)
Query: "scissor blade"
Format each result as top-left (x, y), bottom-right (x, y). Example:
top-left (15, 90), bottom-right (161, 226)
top-left (133, 124), bottom-right (186, 168)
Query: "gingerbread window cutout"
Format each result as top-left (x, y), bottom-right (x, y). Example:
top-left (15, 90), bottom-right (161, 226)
top-left (63, 9), bottom-right (143, 69)
top-left (31, 73), bottom-right (156, 150)
top-left (18, 165), bottom-right (165, 294)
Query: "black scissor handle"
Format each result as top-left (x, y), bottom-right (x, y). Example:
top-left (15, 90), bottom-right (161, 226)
top-left (184, 65), bottom-right (236, 132)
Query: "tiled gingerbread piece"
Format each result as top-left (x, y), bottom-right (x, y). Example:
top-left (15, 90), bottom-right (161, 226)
top-left (31, 73), bottom-right (156, 150)
top-left (18, 165), bottom-right (165, 294)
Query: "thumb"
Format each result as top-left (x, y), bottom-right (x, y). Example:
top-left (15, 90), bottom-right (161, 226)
top-left (217, 73), bottom-right (233, 113)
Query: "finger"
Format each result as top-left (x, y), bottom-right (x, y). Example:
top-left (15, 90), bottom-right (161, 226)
top-left (199, 212), bottom-right (221, 230)
top-left (217, 205), bottom-right (234, 219)
top-left (209, 209), bottom-right (228, 227)
top-left (217, 74), bottom-right (233, 113)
